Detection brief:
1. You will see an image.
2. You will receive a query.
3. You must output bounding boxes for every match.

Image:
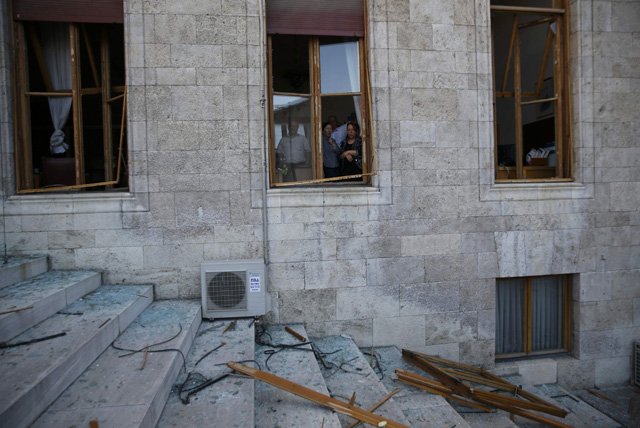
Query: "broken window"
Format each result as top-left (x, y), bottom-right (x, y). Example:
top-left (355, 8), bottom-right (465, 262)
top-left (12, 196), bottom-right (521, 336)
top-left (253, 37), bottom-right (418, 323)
top-left (11, 0), bottom-right (127, 193)
top-left (491, 1), bottom-right (572, 181)
top-left (266, 1), bottom-right (375, 186)
top-left (496, 275), bottom-right (571, 359)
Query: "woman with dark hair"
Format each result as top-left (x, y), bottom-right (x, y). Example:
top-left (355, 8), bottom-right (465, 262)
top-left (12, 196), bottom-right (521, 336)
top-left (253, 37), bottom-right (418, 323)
top-left (321, 122), bottom-right (341, 178)
top-left (339, 121), bottom-right (362, 180)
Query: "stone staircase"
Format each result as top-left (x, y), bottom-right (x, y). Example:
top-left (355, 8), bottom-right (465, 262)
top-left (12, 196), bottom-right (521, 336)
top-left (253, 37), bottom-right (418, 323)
top-left (0, 255), bottom-right (626, 428)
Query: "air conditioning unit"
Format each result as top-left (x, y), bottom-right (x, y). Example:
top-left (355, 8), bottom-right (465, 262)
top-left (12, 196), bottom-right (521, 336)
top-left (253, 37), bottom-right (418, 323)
top-left (635, 341), bottom-right (640, 386)
top-left (201, 260), bottom-right (269, 319)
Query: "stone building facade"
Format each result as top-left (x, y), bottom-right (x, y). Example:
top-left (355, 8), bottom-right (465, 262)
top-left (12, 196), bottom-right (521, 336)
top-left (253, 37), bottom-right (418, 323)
top-left (1, 0), bottom-right (639, 388)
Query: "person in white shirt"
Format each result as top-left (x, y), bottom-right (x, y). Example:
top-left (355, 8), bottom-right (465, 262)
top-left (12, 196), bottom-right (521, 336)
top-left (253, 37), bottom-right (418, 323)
top-left (328, 115), bottom-right (347, 146)
top-left (276, 119), bottom-right (311, 182)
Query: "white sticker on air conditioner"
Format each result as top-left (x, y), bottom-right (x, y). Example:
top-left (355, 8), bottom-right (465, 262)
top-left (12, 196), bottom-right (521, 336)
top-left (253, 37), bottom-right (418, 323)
top-left (249, 274), bottom-right (261, 292)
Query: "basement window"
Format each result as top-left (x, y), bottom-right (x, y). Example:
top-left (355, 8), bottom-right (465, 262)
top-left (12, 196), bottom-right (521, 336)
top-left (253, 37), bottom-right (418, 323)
top-left (265, 0), bottom-right (376, 187)
top-left (491, 0), bottom-right (572, 182)
top-left (11, 0), bottom-right (127, 193)
top-left (496, 275), bottom-right (572, 359)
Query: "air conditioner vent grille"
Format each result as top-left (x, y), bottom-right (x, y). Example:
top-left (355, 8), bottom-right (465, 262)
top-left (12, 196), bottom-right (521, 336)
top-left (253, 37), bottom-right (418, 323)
top-left (206, 271), bottom-right (247, 310)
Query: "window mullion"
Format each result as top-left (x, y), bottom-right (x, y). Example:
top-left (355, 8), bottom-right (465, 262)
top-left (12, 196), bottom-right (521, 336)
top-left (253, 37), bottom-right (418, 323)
top-left (14, 22), bottom-right (34, 190)
top-left (311, 37), bottom-right (321, 180)
top-left (553, 15), bottom-right (564, 178)
top-left (100, 28), bottom-right (114, 186)
top-left (70, 23), bottom-right (85, 185)
top-left (563, 275), bottom-right (571, 351)
top-left (514, 24), bottom-right (523, 180)
top-left (524, 277), bottom-right (532, 354)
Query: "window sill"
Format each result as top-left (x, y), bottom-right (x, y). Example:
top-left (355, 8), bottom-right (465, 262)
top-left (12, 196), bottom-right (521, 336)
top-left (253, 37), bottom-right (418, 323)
top-left (265, 184), bottom-right (391, 208)
top-left (480, 180), bottom-right (593, 202)
top-left (5, 191), bottom-right (147, 215)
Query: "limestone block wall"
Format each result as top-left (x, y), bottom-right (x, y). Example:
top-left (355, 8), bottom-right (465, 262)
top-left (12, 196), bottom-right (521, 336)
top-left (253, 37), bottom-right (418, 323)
top-left (0, 0), bottom-right (638, 387)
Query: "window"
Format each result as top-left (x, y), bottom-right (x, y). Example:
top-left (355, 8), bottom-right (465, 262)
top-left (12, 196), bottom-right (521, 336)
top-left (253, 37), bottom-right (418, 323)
top-left (496, 275), bottom-right (571, 359)
top-left (266, 0), bottom-right (375, 186)
top-left (491, 1), bottom-right (572, 181)
top-left (12, 0), bottom-right (127, 193)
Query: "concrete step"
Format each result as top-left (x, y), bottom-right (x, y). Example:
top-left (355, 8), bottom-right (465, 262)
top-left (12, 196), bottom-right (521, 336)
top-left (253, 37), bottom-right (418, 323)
top-left (31, 300), bottom-right (201, 428)
top-left (0, 284), bottom-right (153, 428)
top-left (519, 382), bottom-right (623, 428)
top-left (500, 376), bottom-right (618, 428)
top-left (352, 346), bottom-right (469, 428)
top-left (0, 270), bottom-right (101, 343)
top-left (373, 346), bottom-right (472, 428)
top-left (311, 336), bottom-right (412, 427)
top-left (0, 255), bottom-right (48, 290)
top-left (254, 325), bottom-right (341, 428)
top-left (157, 318), bottom-right (256, 428)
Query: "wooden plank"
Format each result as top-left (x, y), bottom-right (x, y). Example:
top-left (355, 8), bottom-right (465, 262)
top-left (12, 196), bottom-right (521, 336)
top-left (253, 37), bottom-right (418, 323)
top-left (501, 15), bottom-right (518, 94)
top-left (395, 370), bottom-right (493, 413)
top-left (27, 22), bottom-right (53, 92)
top-left (100, 28), bottom-right (113, 186)
top-left (70, 23), bottom-right (84, 185)
top-left (514, 27), bottom-right (523, 179)
top-left (285, 326), bottom-right (306, 342)
top-left (227, 362), bottom-right (411, 428)
top-left (473, 396), bottom-right (574, 428)
top-left (402, 350), bottom-right (473, 398)
top-left (472, 389), bottom-right (567, 418)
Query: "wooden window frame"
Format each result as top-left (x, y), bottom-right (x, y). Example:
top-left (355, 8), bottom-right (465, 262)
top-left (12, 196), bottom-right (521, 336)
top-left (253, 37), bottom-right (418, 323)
top-left (12, 20), bottom-right (127, 194)
top-left (496, 274), bottom-right (572, 360)
top-left (491, 1), bottom-right (573, 182)
top-left (266, 34), bottom-right (376, 187)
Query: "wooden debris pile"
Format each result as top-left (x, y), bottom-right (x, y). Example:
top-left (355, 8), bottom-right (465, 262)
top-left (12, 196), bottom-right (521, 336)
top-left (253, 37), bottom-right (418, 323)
top-left (398, 349), bottom-right (573, 428)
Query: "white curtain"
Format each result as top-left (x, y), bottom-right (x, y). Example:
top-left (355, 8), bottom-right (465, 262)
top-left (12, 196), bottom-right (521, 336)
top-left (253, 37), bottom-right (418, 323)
top-left (496, 279), bottom-right (524, 354)
top-left (40, 22), bottom-right (72, 155)
top-left (344, 41), bottom-right (362, 123)
top-left (531, 276), bottom-right (563, 351)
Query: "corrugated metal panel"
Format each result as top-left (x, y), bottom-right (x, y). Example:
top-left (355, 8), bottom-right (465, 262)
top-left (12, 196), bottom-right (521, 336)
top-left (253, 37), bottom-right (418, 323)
top-left (266, 0), bottom-right (364, 37)
top-left (12, 0), bottom-right (123, 24)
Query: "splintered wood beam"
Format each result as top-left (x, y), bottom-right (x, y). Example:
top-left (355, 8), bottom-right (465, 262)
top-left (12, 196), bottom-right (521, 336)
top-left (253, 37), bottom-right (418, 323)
top-left (536, 26), bottom-right (554, 96)
top-left (344, 388), bottom-right (401, 428)
top-left (402, 350), bottom-right (473, 398)
top-left (402, 350), bottom-right (564, 414)
top-left (473, 395), bottom-right (574, 428)
top-left (26, 23), bottom-right (53, 92)
top-left (501, 15), bottom-right (518, 93)
top-left (472, 389), bottom-right (567, 418)
top-left (395, 370), bottom-right (493, 413)
top-left (227, 362), bottom-right (411, 428)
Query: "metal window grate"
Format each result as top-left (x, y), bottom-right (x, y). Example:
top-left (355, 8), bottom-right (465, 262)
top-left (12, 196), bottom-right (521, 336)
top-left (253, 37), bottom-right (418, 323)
top-left (206, 271), bottom-right (247, 310)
